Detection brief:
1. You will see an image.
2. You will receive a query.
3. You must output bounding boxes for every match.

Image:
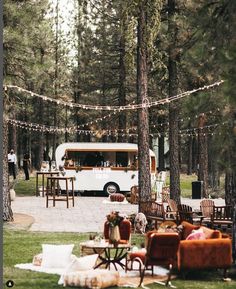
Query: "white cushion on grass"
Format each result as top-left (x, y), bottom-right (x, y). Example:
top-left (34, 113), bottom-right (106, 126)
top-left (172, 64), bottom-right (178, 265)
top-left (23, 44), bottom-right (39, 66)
top-left (41, 244), bottom-right (74, 269)
top-left (58, 254), bottom-right (98, 285)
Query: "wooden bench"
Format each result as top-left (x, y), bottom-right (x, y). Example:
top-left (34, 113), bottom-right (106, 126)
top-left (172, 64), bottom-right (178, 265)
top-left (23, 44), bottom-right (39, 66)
top-left (139, 201), bottom-right (166, 229)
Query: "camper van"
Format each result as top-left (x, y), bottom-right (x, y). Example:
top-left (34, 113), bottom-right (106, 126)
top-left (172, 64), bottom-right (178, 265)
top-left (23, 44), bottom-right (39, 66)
top-left (55, 142), bottom-right (157, 195)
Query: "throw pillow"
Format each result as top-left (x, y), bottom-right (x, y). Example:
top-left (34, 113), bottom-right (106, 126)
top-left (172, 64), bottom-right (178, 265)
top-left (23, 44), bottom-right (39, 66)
top-left (41, 244), bottom-right (74, 268)
top-left (186, 228), bottom-right (206, 240)
top-left (32, 253), bottom-right (43, 266)
top-left (58, 254), bottom-right (99, 285)
top-left (63, 269), bottom-right (119, 289)
top-left (200, 226), bottom-right (214, 239)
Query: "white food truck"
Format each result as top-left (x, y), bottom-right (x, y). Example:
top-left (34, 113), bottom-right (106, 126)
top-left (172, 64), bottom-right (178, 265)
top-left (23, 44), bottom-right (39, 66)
top-left (55, 142), bottom-right (157, 195)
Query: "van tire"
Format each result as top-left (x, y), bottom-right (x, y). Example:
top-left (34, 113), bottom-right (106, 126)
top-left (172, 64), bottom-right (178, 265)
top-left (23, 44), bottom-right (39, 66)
top-left (104, 182), bottom-right (120, 196)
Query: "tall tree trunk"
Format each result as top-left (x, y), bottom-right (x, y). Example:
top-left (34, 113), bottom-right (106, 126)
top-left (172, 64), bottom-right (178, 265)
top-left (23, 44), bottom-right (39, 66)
top-left (225, 169), bottom-right (236, 260)
top-left (74, 0), bottom-right (83, 142)
top-left (52, 0), bottom-right (59, 159)
top-left (137, 1), bottom-right (151, 206)
top-left (198, 113), bottom-right (208, 198)
top-left (3, 97), bottom-right (14, 221)
top-left (118, 16), bottom-right (127, 142)
top-left (8, 121), bottom-right (17, 152)
top-left (158, 135), bottom-right (165, 171)
top-left (157, 116), bottom-right (165, 171)
top-left (187, 134), bottom-right (193, 175)
top-left (65, 106), bottom-right (68, 142)
top-left (34, 84), bottom-right (45, 170)
top-left (192, 135), bottom-right (198, 173)
top-left (168, 0), bottom-right (180, 204)
top-left (225, 170), bottom-right (236, 206)
top-left (208, 135), bottom-right (220, 191)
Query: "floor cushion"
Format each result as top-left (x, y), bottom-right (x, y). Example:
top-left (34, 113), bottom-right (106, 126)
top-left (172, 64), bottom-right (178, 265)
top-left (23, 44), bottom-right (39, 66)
top-left (63, 269), bottom-right (119, 289)
top-left (58, 254), bottom-right (99, 285)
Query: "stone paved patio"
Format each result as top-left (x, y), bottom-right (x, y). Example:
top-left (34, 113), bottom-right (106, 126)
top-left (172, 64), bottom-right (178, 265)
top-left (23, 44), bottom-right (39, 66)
top-left (11, 195), bottom-right (225, 233)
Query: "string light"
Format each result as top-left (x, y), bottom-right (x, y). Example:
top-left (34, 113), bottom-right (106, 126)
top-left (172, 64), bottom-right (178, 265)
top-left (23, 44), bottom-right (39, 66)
top-left (4, 80), bottom-right (224, 111)
top-left (7, 118), bottom-right (229, 137)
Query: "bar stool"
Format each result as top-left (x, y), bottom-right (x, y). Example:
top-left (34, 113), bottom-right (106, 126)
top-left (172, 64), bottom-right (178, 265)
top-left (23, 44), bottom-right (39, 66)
top-left (46, 176), bottom-right (75, 208)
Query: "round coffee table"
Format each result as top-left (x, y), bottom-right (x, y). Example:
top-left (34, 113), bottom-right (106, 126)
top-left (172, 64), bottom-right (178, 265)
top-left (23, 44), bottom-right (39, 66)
top-left (80, 240), bottom-right (131, 271)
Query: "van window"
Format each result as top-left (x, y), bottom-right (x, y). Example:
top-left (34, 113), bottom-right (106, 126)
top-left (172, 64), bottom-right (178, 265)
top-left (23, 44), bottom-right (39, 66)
top-left (63, 150), bottom-right (137, 168)
top-left (116, 152), bottom-right (128, 167)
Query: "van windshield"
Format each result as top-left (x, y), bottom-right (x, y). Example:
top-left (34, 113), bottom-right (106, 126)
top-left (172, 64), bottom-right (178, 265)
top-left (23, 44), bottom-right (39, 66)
top-left (63, 150), bottom-right (138, 169)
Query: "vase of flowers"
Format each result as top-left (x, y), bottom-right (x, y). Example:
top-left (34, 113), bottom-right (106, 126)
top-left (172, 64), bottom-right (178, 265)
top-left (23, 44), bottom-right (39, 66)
top-left (106, 211), bottom-right (123, 246)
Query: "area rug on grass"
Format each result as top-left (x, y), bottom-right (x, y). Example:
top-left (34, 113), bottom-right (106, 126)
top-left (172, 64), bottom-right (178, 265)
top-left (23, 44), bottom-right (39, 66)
top-left (15, 262), bottom-right (171, 287)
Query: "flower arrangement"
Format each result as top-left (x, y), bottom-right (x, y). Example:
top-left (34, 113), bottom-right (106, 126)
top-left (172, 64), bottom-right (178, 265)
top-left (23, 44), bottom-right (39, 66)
top-left (106, 211), bottom-right (123, 227)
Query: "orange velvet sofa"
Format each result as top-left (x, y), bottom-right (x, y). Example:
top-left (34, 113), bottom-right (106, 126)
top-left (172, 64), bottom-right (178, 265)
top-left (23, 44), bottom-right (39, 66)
top-left (178, 221), bottom-right (233, 276)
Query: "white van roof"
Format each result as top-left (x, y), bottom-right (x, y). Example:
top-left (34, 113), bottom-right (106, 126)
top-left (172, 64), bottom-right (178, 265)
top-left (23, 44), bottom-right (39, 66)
top-left (57, 142), bottom-right (139, 151)
top-left (55, 142), bottom-right (155, 165)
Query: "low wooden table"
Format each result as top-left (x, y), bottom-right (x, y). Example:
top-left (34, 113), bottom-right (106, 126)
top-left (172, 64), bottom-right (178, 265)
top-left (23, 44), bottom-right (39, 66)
top-left (80, 240), bottom-right (131, 271)
top-left (46, 176), bottom-right (75, 208)
top-left (35, 171), bottom-right (59, 197)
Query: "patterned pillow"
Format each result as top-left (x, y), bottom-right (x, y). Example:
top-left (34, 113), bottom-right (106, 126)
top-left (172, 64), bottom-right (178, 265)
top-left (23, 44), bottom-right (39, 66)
top-left (186, 228), bottom-right (206, 240)
top-left (33, 253), bottom-right (77, 267)
top-left (63, 269), bottom-right (119, 289)
top-left (200, 226), bottom-right (214, 239)
top-left (158, 223), bottom-right (183, 238)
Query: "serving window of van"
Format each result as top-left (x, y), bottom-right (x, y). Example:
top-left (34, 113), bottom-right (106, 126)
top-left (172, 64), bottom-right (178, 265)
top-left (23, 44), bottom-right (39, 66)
top-left (63, 150), bottom-right (138, 170)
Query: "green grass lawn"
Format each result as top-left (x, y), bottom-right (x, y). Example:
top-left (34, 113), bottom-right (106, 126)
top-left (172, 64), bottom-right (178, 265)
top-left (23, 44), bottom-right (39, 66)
top-left (14, 176), bottom-right (37, 196)
top-left (15, 170), bottom-right (198, 197)
top-left (3, 228), bottom-right (236, 289)
top-left (165, 173), bottom-right (198, 198)
top-left (14, 170), bottom-right (225, 199)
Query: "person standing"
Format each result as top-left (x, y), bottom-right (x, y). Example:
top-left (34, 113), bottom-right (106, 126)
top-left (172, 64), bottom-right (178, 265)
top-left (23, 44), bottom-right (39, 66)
top-left (8, 149), bottom-right (17, 179)
top-left (23, 153), bottom-right (31, 180)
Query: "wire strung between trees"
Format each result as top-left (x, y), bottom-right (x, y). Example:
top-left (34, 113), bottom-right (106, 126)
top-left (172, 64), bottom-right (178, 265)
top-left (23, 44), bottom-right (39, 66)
top-left (7, 117), bottom-right (229, 137)
top-left (6, 106), bottom-right (226, 134)
top-left (4, 80), bottom-right (224, 111)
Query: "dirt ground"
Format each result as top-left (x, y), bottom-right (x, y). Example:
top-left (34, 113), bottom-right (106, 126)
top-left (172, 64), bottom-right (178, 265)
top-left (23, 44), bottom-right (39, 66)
top-left (4, 213), bottom-right (35, 230)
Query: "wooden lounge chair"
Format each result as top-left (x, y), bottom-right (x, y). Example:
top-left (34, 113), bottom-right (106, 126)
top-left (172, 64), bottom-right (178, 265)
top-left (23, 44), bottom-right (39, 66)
top-left (177, 204), bottom-right (194, 224)
top-left (166, 199), bottom-right (178, 221)
top-left (200, 199), bottom-right (215, 226)
top-left (211, 205), bottom-right (233, 237)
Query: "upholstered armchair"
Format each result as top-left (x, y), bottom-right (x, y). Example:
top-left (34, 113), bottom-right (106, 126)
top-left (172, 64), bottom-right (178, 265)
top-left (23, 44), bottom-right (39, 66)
top-left (128, 232), bottom-right (180, 287)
